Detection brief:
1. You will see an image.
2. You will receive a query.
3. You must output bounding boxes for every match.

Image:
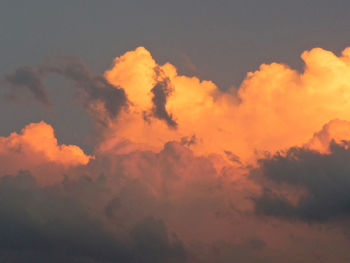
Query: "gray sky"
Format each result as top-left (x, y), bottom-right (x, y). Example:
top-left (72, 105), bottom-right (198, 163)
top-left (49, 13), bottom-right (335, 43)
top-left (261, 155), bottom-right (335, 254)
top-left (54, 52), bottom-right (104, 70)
top-left (1, 0), bottom-right (350, 150)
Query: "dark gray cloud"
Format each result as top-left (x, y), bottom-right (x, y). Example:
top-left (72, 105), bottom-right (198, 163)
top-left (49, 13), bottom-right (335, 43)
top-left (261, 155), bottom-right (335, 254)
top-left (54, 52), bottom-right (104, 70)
top-left (130, 217), bottom-right (186, 263)
top-left (41, 56), bottom-right (127, 122)
top-left (3, 57), bottom-right (127, 124)
top-left (224, 150), bottom-right (242, 164)
top-left (180, 135), bottom-right (196, 147)
top-left (197, 240), bottom-right (271, 263)
top-left (0, 171), bottom-right (130, 263)
top-left (253, 141), bottom-right (350, 222)
top-left (0, 170), bottom-right (187, 263)
top-left (4, 66), bottom-right (50, 106)
top-left (150, 67), bottom-right (177, 128)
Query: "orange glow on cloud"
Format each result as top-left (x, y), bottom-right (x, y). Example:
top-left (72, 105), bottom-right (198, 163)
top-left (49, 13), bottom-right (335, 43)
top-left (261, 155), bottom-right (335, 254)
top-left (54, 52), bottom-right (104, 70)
top-left (3, 45), bottom-right (350, 179)
top-left (0, 122), bottom-right (92, 178)
top-left (101, 46), bottom-right (350, 163)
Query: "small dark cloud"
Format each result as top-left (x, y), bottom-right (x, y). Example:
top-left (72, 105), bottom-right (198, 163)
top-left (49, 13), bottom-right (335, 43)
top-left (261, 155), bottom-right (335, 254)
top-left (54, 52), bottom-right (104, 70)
top-left (41, 56), bottom-right (127, 122)
top-left (224, 150), bottom-right (241, 164)
top-left (3, 57), bottom-right (128, 124)
top-left (150, 67), bottom-right (177, 128)
top-left (4, 66), bottom-right (50, 106)
top-left (180, 135), bottom-right (196, 147)
top-left (253, 141), bottom-right (350, 222)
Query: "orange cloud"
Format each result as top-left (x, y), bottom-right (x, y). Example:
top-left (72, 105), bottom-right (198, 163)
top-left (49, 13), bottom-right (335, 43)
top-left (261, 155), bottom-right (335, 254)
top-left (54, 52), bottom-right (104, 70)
top-left (0, 122), bottom-right (92, 184)
top-left (100, 46), bottom-right (350, 164)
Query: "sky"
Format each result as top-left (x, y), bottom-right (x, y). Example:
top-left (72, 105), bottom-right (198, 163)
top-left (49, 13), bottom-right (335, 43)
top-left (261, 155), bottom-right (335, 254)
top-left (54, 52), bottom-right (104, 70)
top-left (2, 0), bottom-right (350, 262)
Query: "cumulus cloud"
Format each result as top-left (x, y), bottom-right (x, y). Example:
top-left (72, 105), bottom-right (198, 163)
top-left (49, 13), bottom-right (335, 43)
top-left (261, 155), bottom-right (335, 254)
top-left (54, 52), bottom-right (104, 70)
top-left (6, 46), bottom-right (350, 162)
top-left (101, 46), bottom-right (350, 165)
top-left (0, 121), bottom-right (92, 184)
top-left (4, 46), bottom-right (350, 262)
top-left (8, 46), bottom-right (350, 163)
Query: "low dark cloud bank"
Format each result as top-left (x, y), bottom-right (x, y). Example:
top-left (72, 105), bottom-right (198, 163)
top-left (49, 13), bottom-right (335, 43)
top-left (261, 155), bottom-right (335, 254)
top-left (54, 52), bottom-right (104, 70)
top-left (0, 171), bottom-right (186, 263)
top-left (1, 140), bottom-right (350, 262)
top-left (0, 141), bottom-right (279, 263)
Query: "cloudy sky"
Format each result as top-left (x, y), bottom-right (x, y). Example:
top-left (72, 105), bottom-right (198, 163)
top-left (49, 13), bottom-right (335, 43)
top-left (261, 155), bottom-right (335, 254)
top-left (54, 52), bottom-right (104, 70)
top-left (1, 0), bottom-right (350, 262)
